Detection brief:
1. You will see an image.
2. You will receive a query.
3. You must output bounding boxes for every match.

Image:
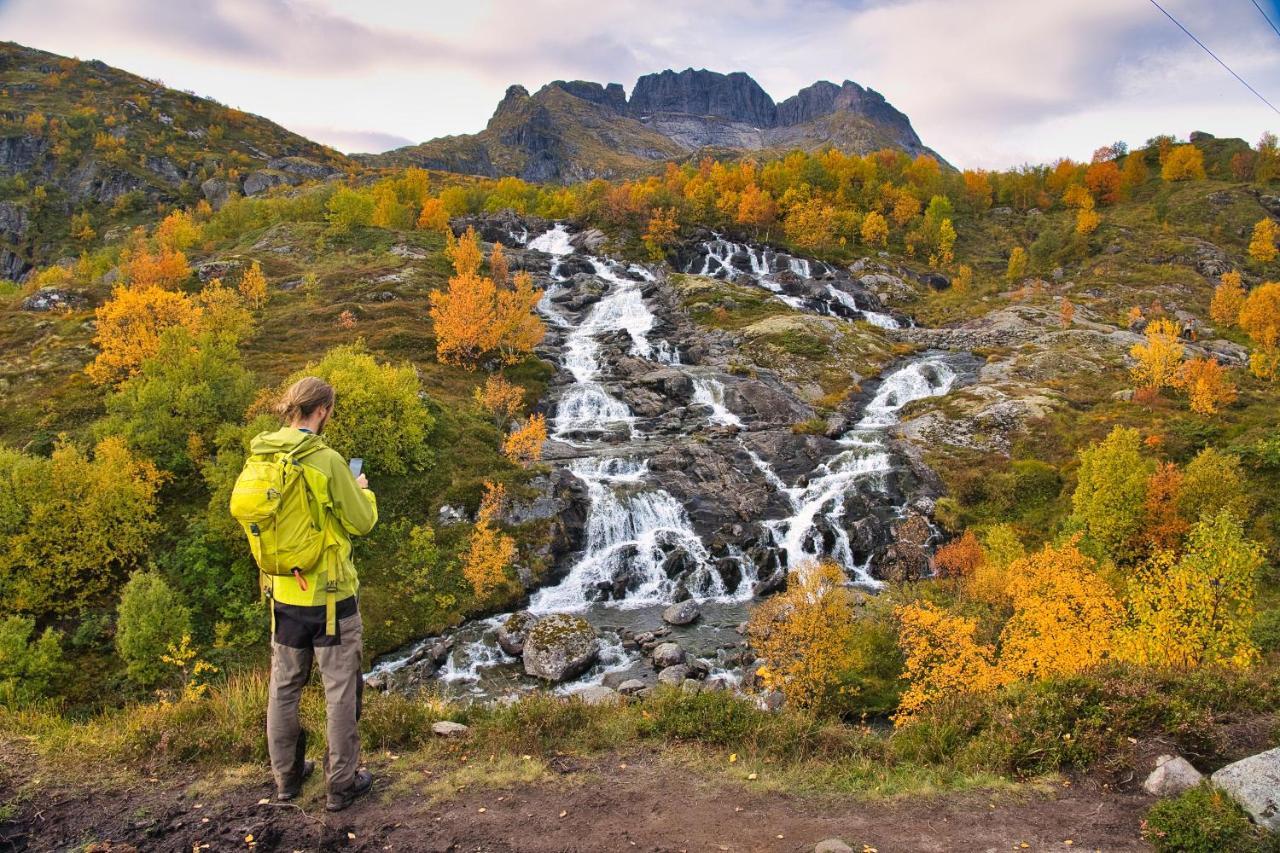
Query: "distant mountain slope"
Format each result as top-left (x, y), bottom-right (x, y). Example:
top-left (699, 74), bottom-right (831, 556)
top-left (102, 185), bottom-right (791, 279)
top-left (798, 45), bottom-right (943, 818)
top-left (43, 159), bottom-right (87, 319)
top-left (363, 68), bottom-right (944, 182)
top-left (0, 41), bottom-right (352, 279)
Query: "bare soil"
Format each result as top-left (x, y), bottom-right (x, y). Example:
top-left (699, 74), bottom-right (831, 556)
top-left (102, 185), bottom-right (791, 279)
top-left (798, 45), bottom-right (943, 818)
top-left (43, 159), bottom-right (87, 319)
top-left (0, 746), bottom-right (1154, 853)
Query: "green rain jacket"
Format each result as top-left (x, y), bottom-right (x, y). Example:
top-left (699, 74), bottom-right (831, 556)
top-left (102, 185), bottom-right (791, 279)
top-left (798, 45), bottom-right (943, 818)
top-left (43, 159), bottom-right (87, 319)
top-left (248, 427), bottom-right (378, 611)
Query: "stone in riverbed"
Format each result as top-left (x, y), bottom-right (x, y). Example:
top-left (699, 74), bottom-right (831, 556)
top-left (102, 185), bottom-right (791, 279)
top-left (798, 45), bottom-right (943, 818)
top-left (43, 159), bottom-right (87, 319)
top-left (662, 599), bottom-right (700, 626)
top-left (617, 679), bottom-right (647, 696)
top-left (656, 664), bottom-right (691, 685)
top-left (576, 685), bottom-right (622, 706)
top-left (651, 641), bottom-right (686, 669)
top-left (522, 613), bottom-right (599, 682)
top-left (497, 611), bottom-right (536, 656)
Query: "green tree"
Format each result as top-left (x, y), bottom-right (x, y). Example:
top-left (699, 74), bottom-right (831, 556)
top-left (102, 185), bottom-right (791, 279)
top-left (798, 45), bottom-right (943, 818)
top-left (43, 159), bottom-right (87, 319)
top-left (1178, 447), bottom-right (1253, 525)
top-left (0, 616), bottom-right (64, 703)
top-left (99, 327), bottom-right (254, 473)
top-left (325, 186), bottom-right (375, 234)
top-left (290, 342), bottom-right (435, 474)
top-left (1070, 426), bottom-right (1153, 562)
top-left (116, 569), bottom-right (192, 688)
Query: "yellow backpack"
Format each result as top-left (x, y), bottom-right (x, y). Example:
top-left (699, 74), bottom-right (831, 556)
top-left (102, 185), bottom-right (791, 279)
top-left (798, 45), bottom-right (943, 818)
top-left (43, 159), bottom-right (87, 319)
top-left (229, 444), bottom-right (330, 585)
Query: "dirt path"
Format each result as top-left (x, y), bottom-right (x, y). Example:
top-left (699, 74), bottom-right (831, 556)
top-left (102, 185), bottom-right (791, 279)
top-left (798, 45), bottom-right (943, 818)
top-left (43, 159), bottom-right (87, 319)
top-left (0, 747), bottom-right (1152, 853)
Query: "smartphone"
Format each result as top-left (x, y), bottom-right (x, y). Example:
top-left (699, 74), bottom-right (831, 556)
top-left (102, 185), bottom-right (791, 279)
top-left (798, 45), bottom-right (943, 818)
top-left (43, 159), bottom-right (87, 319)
top-left (349, 457), bottom-right (363, 477)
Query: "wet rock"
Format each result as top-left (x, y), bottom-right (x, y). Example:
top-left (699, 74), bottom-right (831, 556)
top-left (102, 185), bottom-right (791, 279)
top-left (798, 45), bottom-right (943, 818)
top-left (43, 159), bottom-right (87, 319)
top-left (432, 721), bottom-right (470, 738)
top-left (497, 611), bottom-right (536, 656)
top-left (1211, 747), bottom-right (1280, 831)
top-left (651, 641), bottom-right (686, 669)
top-left (874, 510), bottom-right (933, 582)
top-left (662, 599), bottom-right (700, 626)
top-left (617, 679), bottom-right (647, 695)
top-left (577, 685), bottom-right (622, 706)
top-left (451, 211), bottom-right (550, 248)
top-left (753, 569), bottom-right (787, 597)
top-left (657, 664), bottom-right (691, 685)
top-left (569, 227), bottom-right (608, 252)
top-left (522, 614), bottom-right (599, 682)
top-left (1143, 754), bottom-right (1202, 797)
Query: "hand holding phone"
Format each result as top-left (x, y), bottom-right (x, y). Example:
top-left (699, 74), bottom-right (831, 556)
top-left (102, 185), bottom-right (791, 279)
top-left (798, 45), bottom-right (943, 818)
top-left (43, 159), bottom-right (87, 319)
top-left (349, 457), bottom-right (368, 489)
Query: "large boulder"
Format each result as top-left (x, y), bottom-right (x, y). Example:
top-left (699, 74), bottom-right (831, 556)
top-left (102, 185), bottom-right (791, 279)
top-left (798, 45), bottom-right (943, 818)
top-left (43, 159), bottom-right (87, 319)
top-left (1211, 747), bottom-right (1280, 831)
top-left (497, 611), bottom-right (536, 656)
top-left (651, 641), bottom-right (686, 669)
top-left (662, 599), bottom-right (700, 626)
top-left (522, 614), bottom-right (599, 682)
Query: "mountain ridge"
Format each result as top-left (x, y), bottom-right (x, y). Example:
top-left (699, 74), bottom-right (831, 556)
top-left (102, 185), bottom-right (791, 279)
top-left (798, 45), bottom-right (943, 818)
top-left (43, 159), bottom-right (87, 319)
top-left (363, 67), bottom-right (945, 182)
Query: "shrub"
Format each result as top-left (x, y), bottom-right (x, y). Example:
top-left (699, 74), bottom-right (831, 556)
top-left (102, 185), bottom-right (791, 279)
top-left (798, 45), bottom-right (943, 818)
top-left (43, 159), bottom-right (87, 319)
top-left (99, 327), bottom-right (254, 473)
top-left (115, 569), bottom-right (192, 688)
top-left (0, 616), bottom-right (65, 703)
top-left (1252, 607), bottom-right (1280, 654)
top-left (1070, 426), bottom-right (1153, 562)
top-left (1143, 784), bottom-right (1266, 853)
top-left (290, 342), bottom-right (435, 474)
top-left (0, 438), bottom-right (164, 619)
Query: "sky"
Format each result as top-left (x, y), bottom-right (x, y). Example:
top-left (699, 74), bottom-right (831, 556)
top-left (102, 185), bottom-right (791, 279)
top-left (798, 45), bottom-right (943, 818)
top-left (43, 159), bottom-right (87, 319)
top-left (1, 0), bottom-right (1278, 169)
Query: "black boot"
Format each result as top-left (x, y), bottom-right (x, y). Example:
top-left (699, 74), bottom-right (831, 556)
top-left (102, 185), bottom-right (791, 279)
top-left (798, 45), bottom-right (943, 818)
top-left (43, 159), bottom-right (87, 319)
top-left (325, 769), bottom-right (373, 812)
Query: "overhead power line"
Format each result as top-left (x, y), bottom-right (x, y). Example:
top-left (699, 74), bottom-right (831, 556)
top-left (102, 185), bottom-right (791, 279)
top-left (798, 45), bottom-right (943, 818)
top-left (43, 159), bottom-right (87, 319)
top-left (1146, 0), bottom-right (1280, 116)
top-left (1248, 0), bottom-right (1280, 42)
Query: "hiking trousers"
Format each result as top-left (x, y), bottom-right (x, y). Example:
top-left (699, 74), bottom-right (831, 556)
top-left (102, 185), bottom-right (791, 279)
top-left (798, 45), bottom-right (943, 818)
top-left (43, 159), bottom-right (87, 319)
top-left (266, 610), bottom-right (364, 794)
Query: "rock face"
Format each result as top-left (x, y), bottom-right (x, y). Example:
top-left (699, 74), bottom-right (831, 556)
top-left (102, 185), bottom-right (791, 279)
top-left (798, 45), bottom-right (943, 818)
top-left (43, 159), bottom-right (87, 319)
top-left (367, 68), bottom-right (942, 182)
top-left (522, 614), bottom-right (600, 682)
top-left (1211, 747), bottom-right (1280, 831)
top-left (1143, 754), bottom-right (1203, 797)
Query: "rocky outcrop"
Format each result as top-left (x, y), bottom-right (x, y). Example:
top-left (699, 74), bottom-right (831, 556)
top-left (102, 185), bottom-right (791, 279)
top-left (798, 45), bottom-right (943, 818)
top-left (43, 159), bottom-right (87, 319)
top-left (1211, 747), bottom-right (1280, 832)
top-left (629, 69), bottom-right (778, 127)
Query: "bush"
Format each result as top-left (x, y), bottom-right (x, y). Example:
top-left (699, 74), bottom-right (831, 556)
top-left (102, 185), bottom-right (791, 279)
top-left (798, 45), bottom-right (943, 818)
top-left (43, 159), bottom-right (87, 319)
top-left (116, 569), bottom-right (192, 688)
top-left (99, 327), bottom-right (254, 473)
top-left (1143, 784), bottom-right (1267, 853)
top-left (1252, 608), bottom-right (1280, 655)
top-left (0, 616), bottom-right (65, 703)
top-left (290, 342), bottom-right (435, 475)
top-left (0, 438), bottom-right (164, 619)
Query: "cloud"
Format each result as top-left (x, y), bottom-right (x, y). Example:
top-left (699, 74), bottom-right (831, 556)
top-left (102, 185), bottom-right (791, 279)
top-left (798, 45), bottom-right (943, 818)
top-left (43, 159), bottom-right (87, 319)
top-left (295, 126), bottom-right (415, 154)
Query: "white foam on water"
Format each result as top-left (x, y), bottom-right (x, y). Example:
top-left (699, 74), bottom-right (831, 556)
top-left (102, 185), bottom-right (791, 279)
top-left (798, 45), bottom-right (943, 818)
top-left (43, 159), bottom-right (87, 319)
top-left (692, 377), bottom-right (743, 428)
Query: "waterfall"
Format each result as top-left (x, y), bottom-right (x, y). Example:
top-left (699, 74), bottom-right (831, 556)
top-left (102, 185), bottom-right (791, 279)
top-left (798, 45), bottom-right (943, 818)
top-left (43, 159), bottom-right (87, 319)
top-left (692, 377), bottom-right (743, 427)
top-left (764, 356), bottom-right (957, 584)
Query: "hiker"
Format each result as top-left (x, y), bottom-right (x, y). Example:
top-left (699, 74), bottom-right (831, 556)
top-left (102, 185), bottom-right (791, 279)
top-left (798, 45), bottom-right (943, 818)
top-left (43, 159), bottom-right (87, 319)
top-left (230, 377), bottom-right (378, 812)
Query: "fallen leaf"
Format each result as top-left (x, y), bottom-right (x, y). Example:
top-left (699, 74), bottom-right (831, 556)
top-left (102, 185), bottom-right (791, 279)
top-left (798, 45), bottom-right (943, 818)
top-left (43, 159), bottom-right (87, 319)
top-left (244, 835), bottom-right (254, 844)
top-left (559, 810), bottom-right (568, 818)
top-left (348, 833), bottom-right (356, 841)
top-left (729, 753), bottom-right (737, 763)
top-left (747, 772), bottom-right (758, 780)
top-left (478, 807), bottom-right (487, 813)
top-left (257, 798), bottom-right (270, 805)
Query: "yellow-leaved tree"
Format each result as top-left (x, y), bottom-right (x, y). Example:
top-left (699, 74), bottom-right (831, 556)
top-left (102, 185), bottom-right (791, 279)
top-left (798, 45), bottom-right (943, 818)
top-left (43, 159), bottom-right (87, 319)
top-left (1070, 426), bottom-right (1153, 562)
top-left (474, 373), bottom-right (526, 429)
top-left (237, 260), bottom-right (268, 310)
top-left (1238, 281), bottom-right (1280, 380)
top-left (87, 286), bottom-right (203, 385)
top-left (1209, 271), bottom-right (1245, 328)
top-left (1005, 246), bottom-right (1028, 283)
top-left (416, 198), bottom-right (449, 233)
top-left (860, 210), bottom-right (888, 247)
top-left (894, 600), bottom-right (1002, 725)
top-left (1161, 145), bottom-right (1206, 181)
top-left (1173, 356), bottom-right (1236, 415)
top-left (747, 561), bottom-right (863, 713)
top-left (1116, 510), bottom-right (1263, 669)
top-left (997, 539), bottom-right (1122, 681)
top-left (502, 413), bottom-right (547, 467)
top-left (461, 481), bottom-right (516, 601)
top-left (1129, 318), bottom-right (1184, 392)
top-left (642, 207), bottom-right (679, 260)
top-left (1248, 218), bottom-right (1278, 263)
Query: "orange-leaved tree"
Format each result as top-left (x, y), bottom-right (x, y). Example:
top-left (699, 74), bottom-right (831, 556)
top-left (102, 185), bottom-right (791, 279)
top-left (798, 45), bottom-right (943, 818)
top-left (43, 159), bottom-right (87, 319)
top-left (1248, 218), bottom-right (1278, 263)
top-left (894, 600), bottom-right (1002, 725)
top-left (461, 481), bottom-right (517, 601)
top-left (1129, 318), bottom-right (1184, 392)
top-left (1238, 281), bottom-right (1280, 380)
top-left (474, 373), bottom-right (526, 429)
top-left (1209, 271), bottom-right (1245, 327)
top-left (1141, 461), bottom-right (1189, 554)
top-left (932, 529), bottom-right (984, 579)
top-left (87, 286), bottom-right (203, 385)
top-left (1173, 356), bottom-right (1236, 415)
top-left (747, 560), bottom-right (863, 714)
top-left (997, 538), bottom-right (1122, 682)
top-left (502, 413), bottom-right (547, 467)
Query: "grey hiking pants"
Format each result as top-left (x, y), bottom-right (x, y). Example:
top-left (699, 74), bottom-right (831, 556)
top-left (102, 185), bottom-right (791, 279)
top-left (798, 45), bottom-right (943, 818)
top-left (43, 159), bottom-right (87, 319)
top-left (266, 611), bottom-right (364, 794)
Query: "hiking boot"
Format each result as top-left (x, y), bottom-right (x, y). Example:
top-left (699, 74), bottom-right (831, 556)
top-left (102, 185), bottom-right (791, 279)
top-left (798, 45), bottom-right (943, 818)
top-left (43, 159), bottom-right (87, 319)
top-left (275, 759), bottom-right (315, 801)
top-left (325, 769), bottom-right (373, 812)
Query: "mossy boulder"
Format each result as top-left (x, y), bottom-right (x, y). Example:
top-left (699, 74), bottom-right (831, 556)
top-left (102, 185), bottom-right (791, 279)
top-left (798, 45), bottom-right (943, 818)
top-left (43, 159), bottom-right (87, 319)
top-left (522, 613), bottom-right (599, 682)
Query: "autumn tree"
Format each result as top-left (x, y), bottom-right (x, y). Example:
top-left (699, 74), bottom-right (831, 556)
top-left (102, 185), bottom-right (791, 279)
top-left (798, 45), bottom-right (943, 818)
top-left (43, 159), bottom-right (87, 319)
top-left (642, 207), bottom-right (679, 260)
top-left (1141, 462), bottom-right (1189, 554)
top-left (860, 210), bottom-right (888, 247)
top-left (87, 286), bottom-right (203, 385)
top-left (1059, 297), bottom-right (1075, 327)
top-left (933, 529), bottom-right (984, 579)
top-left (494, 270), bottom-right (545, 363)
top-left (783, 197), bottom-right (837, 251)
top-left (1130, 318), bottom-right (1184, 392)
top-left (237, 260), bottom-right (268, 309)
top-left (736, 184), bottom-right (777, 235)
top-left (461, 481), bottom-right (516, 601)
top-left (502, 413), bottom-right (547, 467)
top-left (961, 169), bottom-right (993, 211)
top-left (964, 523), bottom-right (1026, 604)
top-left (1070, 426), bottom-right (1153, 562)
top-left (936, 218), bottom-right (957, 266)
top-left (1238, 281), bottom-right (1280, 379)
top-left (474, 373), bottom-right (526, 428)
top-left (154, 210), bottom-right (201, 252)
top-left (121, 245), bottom-right (191, 290)
top-left (1179, 447), bottom-right (1254, 525)
top-left (416, 197), bottom-right (449, 232)
top-left (1161, 145), bottom-right (1206, 181)
top-left (748, 561), bottom-right (864, 714)
top-left (195, 278), bottom-right (255, 344)
top-left (1119, 152), bottom-right (1148, 198)
top-left (952, 264), bottom-right (973, 293)
top-left (1173, 356), bottom-right (1236, 415)
top-left (1210, 271), bottom-right (1245, 327)
top-left (894, 601), bottom-right (1001, 725)
top-left (997, 539), bottom-right (1122, 681)
top-left (1005, 247), bottom-right (1028, 283)
top-left (1248, 218), bottom-right (1278, 263)
top-left (1116, 510), bottom-right (1263, 669)
top-left (1084, 160), bottom-right (1122, 204)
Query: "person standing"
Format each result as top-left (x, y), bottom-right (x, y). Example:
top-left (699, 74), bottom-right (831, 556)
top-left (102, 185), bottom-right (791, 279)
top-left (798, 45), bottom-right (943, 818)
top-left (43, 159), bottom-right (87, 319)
top-left (231, 377), bottom-right (377, 812)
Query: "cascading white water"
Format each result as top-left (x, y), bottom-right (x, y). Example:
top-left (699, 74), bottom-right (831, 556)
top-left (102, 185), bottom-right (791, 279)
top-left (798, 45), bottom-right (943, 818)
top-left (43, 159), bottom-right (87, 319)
top-left (764, 357), bottom-right (957, 584)
top-left (692, 377), bottom-right (743, 428)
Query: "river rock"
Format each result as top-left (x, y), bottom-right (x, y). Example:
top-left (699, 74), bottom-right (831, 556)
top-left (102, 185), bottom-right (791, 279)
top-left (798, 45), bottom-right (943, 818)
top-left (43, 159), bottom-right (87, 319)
top-left (577, 685), bottom-right (622, 706)
top-left (1143, 754), bottom-right (1203, 796)
top-left (617, 679), bottom-right (647, 695)
top-left (651, 642), bottom-right (686, 669)
top-left (657, 664), bottom-right (691, 685)
top-left (431, 721), bottom-right (470, 738)
top-left (522, 614), bottom-right (599, 682)
top-left (497, 611), bottom-right (536, 656)
top-left (1211, 747), bottom-right (1280, 831)
top-left (662, 599), bottom-right (700, 626)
